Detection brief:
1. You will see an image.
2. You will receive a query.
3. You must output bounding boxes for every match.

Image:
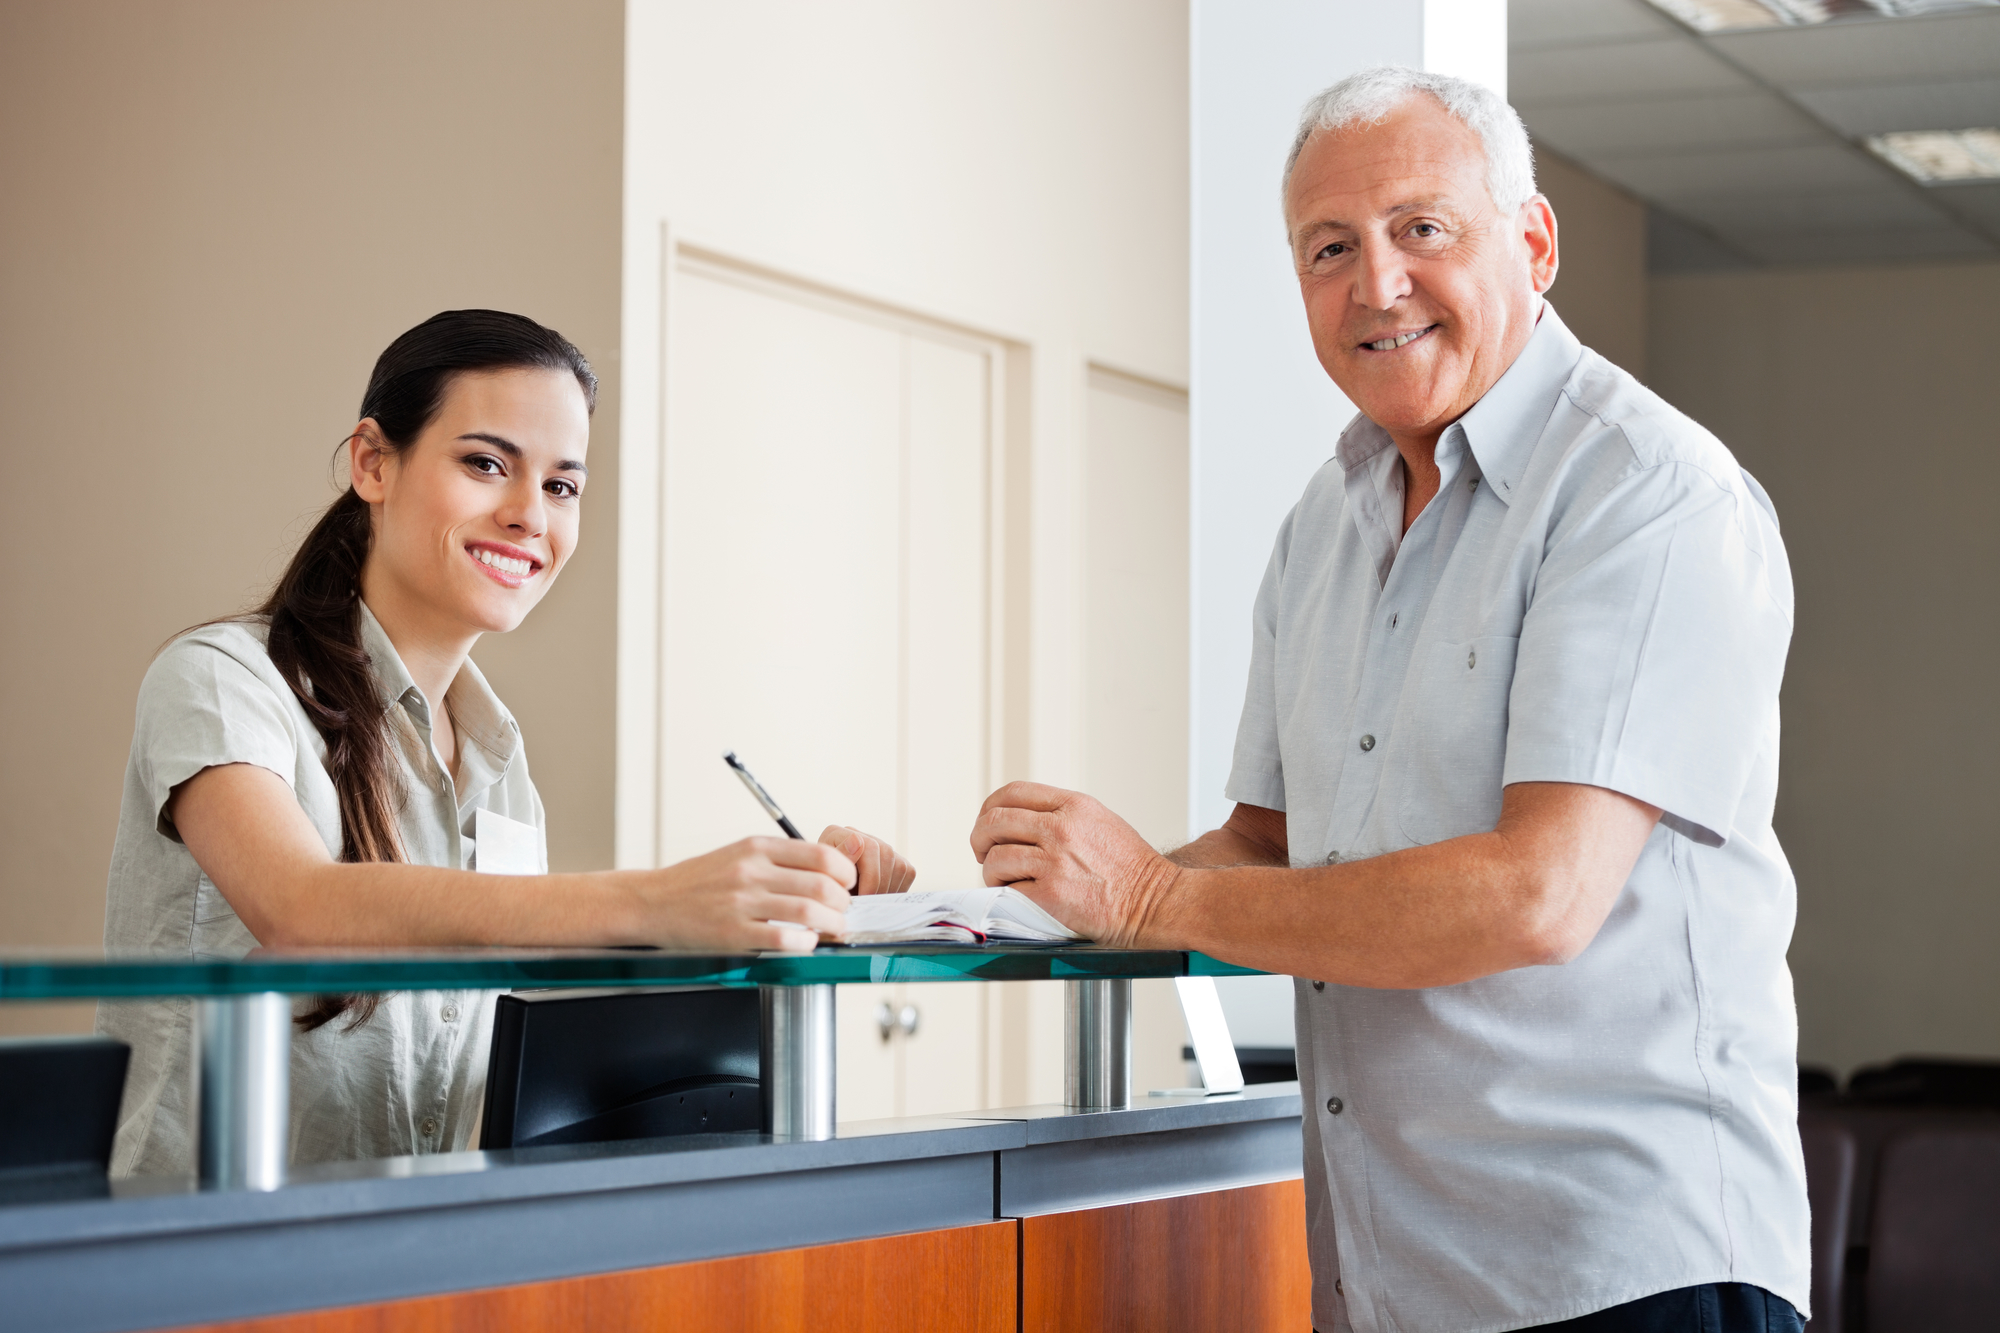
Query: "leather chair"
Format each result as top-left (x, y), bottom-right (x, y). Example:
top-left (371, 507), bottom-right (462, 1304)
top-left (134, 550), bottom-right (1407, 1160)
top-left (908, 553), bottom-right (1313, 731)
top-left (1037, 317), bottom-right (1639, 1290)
top-left (1864, 1120), bottom-right (2000, 1333)
top-left (1797, 1113), bottom-right (1855, 1332)
top-left (0, 1036), bottom-right (130, 1202)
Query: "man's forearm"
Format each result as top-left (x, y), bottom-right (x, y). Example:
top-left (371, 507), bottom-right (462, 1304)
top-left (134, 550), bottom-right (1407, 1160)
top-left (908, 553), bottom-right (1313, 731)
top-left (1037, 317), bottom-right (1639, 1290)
top-left (1138, 784), bottom-right (1659, 989)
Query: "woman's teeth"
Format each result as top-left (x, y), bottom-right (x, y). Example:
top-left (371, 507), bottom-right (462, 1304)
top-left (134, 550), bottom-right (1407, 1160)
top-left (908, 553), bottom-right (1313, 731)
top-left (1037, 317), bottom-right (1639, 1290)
top-left (474, 548), bottom-right (534, 577)
top-left (1367, 326), bottom-right (1434, 351)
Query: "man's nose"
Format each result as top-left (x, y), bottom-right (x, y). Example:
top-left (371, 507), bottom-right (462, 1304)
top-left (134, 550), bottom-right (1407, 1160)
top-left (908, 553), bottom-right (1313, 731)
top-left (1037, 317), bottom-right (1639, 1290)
top-left (1352, 240), bottom-right (1412, 311)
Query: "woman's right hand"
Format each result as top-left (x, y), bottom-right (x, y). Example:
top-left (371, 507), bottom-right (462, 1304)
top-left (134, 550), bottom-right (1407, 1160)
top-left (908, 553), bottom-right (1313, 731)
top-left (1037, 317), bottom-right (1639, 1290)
top-left (635, 836), bottom-right (855, 952)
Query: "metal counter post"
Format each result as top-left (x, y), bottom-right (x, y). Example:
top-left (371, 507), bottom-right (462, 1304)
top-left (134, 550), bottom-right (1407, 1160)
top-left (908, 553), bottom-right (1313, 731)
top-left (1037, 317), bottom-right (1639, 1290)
top-left (760, 983), bottom-right (836, 1139)
top-left (1065, 977), bottom-right (1132, 1109)
top-left (197, 992), bottom-right (291, 1190)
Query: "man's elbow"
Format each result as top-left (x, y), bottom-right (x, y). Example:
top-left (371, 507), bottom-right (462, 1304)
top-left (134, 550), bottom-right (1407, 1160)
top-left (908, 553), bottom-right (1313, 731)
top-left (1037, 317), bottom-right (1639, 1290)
top-left (1508, 877), bottom-right (1612, 968)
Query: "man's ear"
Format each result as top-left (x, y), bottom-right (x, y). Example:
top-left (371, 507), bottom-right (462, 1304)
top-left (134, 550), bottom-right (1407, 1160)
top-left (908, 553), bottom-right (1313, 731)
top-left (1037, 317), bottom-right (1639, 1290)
top-left (349, 420), bottom-right (393, 503)
top-left (1523, 195), bottom-right (1559, 295)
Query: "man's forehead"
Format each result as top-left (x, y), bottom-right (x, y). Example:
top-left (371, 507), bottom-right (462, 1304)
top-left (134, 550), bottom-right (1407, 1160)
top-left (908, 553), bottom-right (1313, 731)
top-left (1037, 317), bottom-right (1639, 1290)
top-left (1285, 107), bottom-right (1488, 228)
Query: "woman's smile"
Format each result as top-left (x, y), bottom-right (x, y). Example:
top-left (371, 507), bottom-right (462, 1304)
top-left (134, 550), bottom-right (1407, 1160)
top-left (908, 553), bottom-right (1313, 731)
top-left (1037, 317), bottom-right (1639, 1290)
top-left (464, 539), bottom-right (543, 589)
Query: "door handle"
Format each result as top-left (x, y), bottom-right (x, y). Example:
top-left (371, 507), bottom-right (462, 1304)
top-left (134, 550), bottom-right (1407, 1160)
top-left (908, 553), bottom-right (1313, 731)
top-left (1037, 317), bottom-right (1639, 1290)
top-left (875, 1001), bottom-right (896, 1044)
top-left (897, 1003), bottom-right (920, 1038)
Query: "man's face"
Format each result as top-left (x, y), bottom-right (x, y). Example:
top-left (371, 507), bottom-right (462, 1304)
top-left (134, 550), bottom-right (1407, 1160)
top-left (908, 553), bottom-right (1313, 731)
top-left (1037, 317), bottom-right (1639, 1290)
top-left (1284, 96), bottom-right (1556, 445)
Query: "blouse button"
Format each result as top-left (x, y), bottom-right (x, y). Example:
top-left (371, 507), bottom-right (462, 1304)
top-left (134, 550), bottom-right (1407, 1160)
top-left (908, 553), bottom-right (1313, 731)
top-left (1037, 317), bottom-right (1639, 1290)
top-left (441, 1003), bottom-right (460, 1023)
top-left (1468, 649), bottom-right (1477, 668)
top-left (1312, 980), bottom-right (1326, 992)
top-left (1358, 734), bottom-right (1375, 752)
top-left (420, 1115), bottom-right (439, 1137)
top-left (1325, 1096), bottom-right (1345, 1115)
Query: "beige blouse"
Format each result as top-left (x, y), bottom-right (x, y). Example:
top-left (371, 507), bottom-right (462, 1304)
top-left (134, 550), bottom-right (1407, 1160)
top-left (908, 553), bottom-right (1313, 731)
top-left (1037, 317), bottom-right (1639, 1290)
top-left (98, 603), bottom-right (546, 1177)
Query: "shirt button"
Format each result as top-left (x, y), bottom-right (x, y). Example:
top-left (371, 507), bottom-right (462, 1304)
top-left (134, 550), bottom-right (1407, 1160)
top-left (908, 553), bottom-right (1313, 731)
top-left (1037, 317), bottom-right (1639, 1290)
top-left (1468, 649), bottom-right (1477, 668)
top-left (1326, 1096), bottom-right (1344, 1115)
top-left (1358, 734), bottom-right (1375, 752)
top-left (1312, 980), bottom-right (1325, 992)
top-left (1323, 850), bottom-right (1340, 865)
top-left (420, 1115), bottom-right (439, 1137)
top-left (441, 1003), bottom-right (460, 1022)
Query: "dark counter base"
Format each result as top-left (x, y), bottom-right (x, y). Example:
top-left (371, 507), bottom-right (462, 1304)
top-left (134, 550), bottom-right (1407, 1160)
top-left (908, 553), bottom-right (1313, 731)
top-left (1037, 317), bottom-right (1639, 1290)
top-left (1, 1085), bottom-right (1301, 1333)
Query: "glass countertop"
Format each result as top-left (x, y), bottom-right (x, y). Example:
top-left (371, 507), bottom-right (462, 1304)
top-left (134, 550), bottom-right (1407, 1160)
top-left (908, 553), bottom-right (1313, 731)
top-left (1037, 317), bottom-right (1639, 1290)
top-left (0, 946), bottom-right (1262, 999)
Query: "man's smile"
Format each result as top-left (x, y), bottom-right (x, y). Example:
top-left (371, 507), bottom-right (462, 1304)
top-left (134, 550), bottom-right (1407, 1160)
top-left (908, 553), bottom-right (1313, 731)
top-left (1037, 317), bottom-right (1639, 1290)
top-left (1359, 324), bottom-right (1440, 353)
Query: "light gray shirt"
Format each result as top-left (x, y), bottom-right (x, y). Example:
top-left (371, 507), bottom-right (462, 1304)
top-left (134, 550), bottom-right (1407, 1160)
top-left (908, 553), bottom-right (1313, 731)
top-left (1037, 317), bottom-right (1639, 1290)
top-left (1226, 306), bottom-right (1808, 1333)
top-left (98, 603), bottom-right (546, 1177)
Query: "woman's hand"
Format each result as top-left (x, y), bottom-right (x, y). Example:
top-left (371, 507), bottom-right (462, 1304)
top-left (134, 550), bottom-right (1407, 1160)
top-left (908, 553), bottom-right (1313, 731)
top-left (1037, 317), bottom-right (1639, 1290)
top-left (819, 826), bottom-right (916, 895)
top-left (635, 837), bottom-right (854, 952)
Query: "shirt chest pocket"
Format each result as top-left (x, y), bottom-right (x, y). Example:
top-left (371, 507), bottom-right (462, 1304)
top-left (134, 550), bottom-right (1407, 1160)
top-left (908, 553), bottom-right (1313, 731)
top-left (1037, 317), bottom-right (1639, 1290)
top-left (1396, 634), bottom-right (1519, 847)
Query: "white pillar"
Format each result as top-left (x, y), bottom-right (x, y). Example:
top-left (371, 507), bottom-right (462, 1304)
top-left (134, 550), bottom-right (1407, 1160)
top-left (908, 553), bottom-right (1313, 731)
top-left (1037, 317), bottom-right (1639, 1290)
top-left (1188, 0), bottom-right (1507, 838)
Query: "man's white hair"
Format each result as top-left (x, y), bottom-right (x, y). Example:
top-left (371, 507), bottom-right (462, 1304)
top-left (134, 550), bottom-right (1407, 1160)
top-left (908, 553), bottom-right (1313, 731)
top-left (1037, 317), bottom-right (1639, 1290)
top-left (1283, 66), bottom-right (1537, 217)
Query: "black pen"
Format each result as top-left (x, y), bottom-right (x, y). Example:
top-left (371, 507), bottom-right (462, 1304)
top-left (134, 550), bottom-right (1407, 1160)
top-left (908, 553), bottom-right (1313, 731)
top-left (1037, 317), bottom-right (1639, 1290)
top-left (722, 750), bottom-right (806, 840)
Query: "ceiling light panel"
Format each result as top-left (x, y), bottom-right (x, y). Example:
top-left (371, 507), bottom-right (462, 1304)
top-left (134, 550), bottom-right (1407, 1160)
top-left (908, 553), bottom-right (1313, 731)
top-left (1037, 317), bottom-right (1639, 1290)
top-left (1868, 127), bottom-right (2000, 181)
top-left (1646, 0), bottom-right (1997, 32)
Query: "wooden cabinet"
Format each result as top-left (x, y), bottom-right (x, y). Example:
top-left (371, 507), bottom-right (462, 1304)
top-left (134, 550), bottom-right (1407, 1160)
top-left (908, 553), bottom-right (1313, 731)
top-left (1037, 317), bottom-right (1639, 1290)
top-left (179, 1221), bottom-right (1019, 1333)
top-left (168, 1183), bottom-right (1310, 1333)
top-left (1022, 1179), bottom-right (1313, 1333)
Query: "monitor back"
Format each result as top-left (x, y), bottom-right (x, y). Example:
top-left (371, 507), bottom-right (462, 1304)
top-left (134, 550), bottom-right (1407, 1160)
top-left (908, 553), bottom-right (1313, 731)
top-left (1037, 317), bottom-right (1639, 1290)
top-left (480, 987), bottom-right (760, 1149)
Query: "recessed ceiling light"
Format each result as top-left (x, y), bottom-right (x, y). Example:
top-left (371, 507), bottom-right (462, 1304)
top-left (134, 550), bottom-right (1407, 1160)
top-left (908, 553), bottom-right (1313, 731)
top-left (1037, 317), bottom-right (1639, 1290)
top-left (1646, 0), bottom-right (1997, 32)
top-left (1867, 128), bottom-right (2000, 182)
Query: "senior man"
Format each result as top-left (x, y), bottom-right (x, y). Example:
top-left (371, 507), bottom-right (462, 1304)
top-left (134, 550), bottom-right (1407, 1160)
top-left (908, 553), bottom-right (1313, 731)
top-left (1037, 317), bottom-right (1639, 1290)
top-left (972, 67), bottom-right (1805, 1333)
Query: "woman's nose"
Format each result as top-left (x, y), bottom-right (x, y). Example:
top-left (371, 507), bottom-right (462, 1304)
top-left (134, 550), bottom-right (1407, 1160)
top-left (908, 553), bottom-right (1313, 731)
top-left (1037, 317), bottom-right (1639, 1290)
top-left (495, 482), bottom-right (546, 535)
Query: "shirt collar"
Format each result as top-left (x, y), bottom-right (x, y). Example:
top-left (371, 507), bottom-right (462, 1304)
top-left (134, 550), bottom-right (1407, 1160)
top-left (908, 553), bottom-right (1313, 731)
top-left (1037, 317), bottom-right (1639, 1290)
top-left (356, 600), bottom-right (520, 771)
top-left (1334, 301), bottom-right (1583, 507)
top-left (1451, 301), bottom-right (1582, 505)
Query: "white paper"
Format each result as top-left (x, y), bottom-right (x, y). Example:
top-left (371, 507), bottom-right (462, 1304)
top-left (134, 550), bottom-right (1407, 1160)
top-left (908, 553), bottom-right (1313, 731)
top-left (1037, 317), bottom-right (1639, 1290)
top-left (475, 807), bottom-right (545, 875)
top-left (839, 887), bottom-right (1081, 944)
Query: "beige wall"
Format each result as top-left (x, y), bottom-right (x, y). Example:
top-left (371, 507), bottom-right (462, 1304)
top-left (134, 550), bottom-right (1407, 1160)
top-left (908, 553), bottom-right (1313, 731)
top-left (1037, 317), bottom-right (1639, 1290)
top-left (1649, 263), bottom-right (2000, 1075)
top-left (0, 0), bottom-right (624, 1032)
top-left (1537, 149), bottom-right (1649, 378)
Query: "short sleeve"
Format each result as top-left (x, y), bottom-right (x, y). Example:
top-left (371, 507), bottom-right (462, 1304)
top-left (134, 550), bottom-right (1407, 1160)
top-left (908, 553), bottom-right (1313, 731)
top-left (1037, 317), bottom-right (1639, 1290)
top-left (1502, 460), bottom-right (1792, 846)
top-left (1223, 506), bottom-right (1297, 814)
top-left (133, 635), bottom-right (304, 841)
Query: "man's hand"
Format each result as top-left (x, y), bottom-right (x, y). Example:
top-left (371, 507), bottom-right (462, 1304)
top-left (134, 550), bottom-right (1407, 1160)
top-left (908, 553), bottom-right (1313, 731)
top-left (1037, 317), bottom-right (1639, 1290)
top-left (969, 782), bottom-right (1181, 946)
top-left (819, 825), bottom-right (915, 895)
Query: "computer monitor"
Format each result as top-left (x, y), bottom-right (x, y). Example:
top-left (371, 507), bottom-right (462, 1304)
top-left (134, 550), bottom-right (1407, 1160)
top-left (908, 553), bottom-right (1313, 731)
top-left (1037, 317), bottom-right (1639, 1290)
top-left (479, 987), bottom-right (761, 1150)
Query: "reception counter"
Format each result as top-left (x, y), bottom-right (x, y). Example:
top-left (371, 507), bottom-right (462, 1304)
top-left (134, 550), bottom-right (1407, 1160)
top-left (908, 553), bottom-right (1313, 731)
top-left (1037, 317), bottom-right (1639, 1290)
top-left (0, 946), bottom-right (1309, 1331)
top-left (3, 1085), bottom-right (1307, 1332)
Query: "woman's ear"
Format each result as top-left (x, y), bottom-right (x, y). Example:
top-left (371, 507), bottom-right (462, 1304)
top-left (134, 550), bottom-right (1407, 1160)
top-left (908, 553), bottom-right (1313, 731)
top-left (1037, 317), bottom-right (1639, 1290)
top-left (349, 420), bottom-right (393, 503)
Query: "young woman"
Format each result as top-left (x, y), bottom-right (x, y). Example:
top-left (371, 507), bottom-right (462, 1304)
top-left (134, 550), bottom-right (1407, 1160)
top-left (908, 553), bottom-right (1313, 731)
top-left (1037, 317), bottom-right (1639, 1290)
top-left (99, 310), bottom-right (915, 1176)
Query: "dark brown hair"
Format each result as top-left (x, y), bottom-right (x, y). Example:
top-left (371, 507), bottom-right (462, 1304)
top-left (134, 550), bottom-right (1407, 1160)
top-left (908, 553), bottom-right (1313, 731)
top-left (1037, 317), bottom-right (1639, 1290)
top-left (276, 310), bottom-right (596, 1030)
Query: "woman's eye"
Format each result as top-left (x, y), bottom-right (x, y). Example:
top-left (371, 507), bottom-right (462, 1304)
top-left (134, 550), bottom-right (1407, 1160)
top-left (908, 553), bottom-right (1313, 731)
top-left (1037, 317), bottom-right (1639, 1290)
top-left (546, 479), bottom-right (580, 500)
top-left (466, 454), bottom-right (504, 476)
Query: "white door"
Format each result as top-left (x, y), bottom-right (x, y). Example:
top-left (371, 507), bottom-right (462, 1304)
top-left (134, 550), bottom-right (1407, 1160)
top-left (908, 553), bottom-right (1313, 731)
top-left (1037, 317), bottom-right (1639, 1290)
top-left (660, 251), bottom-right (1003, 1119)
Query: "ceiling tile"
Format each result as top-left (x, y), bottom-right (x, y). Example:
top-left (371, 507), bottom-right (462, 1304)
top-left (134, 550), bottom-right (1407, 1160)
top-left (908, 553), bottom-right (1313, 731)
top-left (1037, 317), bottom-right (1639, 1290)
top-left (1715, 221), bottom-right (1995, 265)
top-left (1709, 9), bottom-right (2000, 88)
top-left (1523, 92), bottom-right (1824, 157)
top-left (1793, 78), bottom-right (2000, 136)
top-left (1512, 37), bottom-right (1755, 106)
top-left (1647, 207), bottom-right (1761, 272)
top-left (1926, 181), bottom-right (2000, 230)
top-left (1592, 143), bottom-right (1894, 197)
top-left (1665, 183), bottom-right (1946, 231)
top-left (1511, 0), bottom-right (1679, 49)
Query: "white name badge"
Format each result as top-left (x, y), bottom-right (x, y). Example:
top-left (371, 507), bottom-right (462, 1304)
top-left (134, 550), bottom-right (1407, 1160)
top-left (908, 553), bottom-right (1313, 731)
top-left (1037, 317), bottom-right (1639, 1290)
top-left (475, 808), bottom-right (545, 875)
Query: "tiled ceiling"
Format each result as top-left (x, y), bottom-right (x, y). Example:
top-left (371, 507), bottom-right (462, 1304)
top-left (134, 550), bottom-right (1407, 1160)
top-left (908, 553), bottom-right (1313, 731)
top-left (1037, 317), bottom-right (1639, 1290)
top-left (1511, 0), bottom-right (2000, 268)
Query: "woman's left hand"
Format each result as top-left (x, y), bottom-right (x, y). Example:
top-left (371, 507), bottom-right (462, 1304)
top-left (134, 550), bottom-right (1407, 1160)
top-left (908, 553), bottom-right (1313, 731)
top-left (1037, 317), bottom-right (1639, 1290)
top-left (819, 826), bottom-right (916, 895)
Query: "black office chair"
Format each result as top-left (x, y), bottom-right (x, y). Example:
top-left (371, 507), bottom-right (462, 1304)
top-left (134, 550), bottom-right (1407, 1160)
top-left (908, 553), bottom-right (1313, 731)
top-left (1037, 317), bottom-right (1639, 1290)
top-left (480, 987), bottom-right (761, 1150)
top-left (0, 1036), bottom-right (130, 1202)
top-left (1865, 1121), bottom-right (2000, 1333)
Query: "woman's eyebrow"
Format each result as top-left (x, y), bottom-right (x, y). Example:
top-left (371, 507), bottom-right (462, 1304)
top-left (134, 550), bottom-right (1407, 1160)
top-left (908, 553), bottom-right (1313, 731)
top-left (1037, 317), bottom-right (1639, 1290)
top-left (458, 432), bottom-right (588, 476)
